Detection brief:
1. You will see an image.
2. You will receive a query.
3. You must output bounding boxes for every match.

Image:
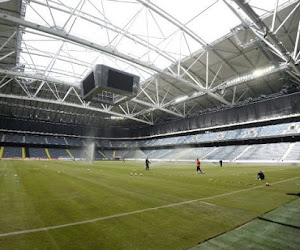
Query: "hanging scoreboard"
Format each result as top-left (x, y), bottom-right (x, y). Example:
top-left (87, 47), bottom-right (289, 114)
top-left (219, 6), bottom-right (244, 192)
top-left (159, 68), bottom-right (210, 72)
top-left (81, 64), bottom-right (140, 101)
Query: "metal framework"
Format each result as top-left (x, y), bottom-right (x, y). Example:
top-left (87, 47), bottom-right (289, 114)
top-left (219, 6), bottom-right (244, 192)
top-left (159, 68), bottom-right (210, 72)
top-left (0, 0), bottom-right (299, 127)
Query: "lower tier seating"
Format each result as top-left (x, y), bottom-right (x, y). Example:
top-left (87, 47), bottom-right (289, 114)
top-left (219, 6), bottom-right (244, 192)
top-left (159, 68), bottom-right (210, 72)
top-left (2, 146), bottom-right (22, 158)
top-left (0, 142), bottom-right (299, 161)
top-left (28, 147), bottom-right (48, 158)
top-left (48, 148), bottom-right (70, 159)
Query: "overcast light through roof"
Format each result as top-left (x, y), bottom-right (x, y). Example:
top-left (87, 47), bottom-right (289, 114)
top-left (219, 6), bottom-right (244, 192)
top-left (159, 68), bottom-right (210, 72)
top-left (20, 0), bottom-right (290, 85)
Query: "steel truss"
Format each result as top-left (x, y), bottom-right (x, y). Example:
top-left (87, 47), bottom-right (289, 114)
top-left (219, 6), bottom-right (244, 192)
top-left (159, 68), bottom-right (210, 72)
top-left (225, 0), bottom-right (300, 82)
top-left (0, 0), bottom-right (299, 125)
top-left (0, 76), bottom-right (154, 124)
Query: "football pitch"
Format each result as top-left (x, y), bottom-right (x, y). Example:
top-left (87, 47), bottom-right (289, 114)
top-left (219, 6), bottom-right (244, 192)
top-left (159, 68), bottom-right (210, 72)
top-left (0, 160), bottom-right (299, 249)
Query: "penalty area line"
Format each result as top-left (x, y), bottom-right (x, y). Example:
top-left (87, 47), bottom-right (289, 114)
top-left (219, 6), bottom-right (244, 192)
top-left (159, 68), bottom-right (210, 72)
top-left (0, 176), bottom-right (298, 238)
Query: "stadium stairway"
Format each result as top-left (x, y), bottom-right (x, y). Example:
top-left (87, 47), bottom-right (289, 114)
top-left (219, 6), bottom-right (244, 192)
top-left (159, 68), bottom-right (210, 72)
top-left (98, 150), bottom-right (108, 159)
top-left (202, 147), bottom-right (218, 159)
top-left (45, 148), bottom-right (51, 159)
top-left (190, 198), bottom-right (300, 249)
top-left (66, 149), bottom-right (74, 160)
top-left (22, 147), bottom-right (26, 159)
top-left (280, 143), bottom-right (295, 161)
top-left (233, 145), bottom-right (252, 161)
top-left (84, 149), bottom-right (93, 160)
top-left (0, 146), bottom-right (3, 158)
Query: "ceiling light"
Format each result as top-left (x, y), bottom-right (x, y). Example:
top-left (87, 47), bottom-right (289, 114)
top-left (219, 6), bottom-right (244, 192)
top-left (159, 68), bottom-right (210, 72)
top-left (175, 95), bottom-right (188, 103)
top-left (253, 66), bottom-right (275, 77)
top-left (110, 116), bottom-right (124, 120)
top-left (227, 65), bottom-right (277, 86)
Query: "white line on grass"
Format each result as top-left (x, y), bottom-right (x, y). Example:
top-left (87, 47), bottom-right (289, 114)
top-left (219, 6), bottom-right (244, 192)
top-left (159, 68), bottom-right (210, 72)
top-left (0, 176), bottom-right (298, 238)
top-left (200, 201), bottom-right (215, 206)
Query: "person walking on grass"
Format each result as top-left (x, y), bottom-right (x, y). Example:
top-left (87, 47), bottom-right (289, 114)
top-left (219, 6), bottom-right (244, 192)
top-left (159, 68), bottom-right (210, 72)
top-left (145, 157), bottom-right (151, 170)
top-left (196, 158), bottom-right (203, 174)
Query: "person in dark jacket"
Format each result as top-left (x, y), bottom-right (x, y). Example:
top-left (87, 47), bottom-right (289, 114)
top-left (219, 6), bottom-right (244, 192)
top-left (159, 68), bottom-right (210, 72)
top-left (145, 157), bottom-right (151, 170)
top-left (257, 171), bottom-right (265, 180)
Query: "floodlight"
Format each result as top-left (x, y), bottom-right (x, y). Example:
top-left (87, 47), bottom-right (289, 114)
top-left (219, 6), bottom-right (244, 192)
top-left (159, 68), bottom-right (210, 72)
top-left (253, 66), bottom-right (275, 78)
top-left (110, 116), bottom-right (124, 120)
top-left (175, 95), bottom-right (188, 103)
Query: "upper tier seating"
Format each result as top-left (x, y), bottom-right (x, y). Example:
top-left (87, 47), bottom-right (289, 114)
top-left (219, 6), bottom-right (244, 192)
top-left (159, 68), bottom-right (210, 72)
top-left (5, 133), bottom-right (23, 143)
top-left (180, 135), bottom-right (198, 144)
top-left (100, 140), bottom-right (112, 148)
top-left (143, 138), bottom-right (158, 147)
top-left (83, 139), bottom-right (94, 145)
top-left (46, 136), bottom-right (66, 145)
top-left (110, 140), bottom-right (122, 148)
top-left (257, 123), bottom-right (289, 137)
top-left (198, 131), bottom-right (219, 143)
top-left (176, 135), bottom-right (189, 144)
top-left (284, 123), bottom-right (300, 135)
top-left (25, 135), bottom-right (46, 144)
top-left (123, 140), bottom-right (138, 147)
top-left (137, 140), bottom-right (147, 147)
top-left (65, 137), bottom-right (83, 146)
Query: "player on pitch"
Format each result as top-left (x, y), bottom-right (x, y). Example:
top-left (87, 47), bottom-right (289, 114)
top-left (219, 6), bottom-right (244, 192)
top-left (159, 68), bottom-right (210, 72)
top-left (145, 157), bottom-right (151, 170)
top-left (196, 158), bottom-right (203, 174)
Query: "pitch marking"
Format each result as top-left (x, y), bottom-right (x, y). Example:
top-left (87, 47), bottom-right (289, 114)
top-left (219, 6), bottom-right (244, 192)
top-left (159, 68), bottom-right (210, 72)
top-left (0, 176), bottom-right (298, 238)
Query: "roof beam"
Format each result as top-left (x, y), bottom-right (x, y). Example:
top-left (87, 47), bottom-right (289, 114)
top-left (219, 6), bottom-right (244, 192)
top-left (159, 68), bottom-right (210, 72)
top-left (0, 30), bottom-right (16, 51)
top-left (136, 0), bottom-right (207, 46)
top-left (137, 0), bottom-right (239, 75)
top-left (231, 0), bottom-right (300, 78)
top-left (0, 13), bottom-right (205, 93)
top-left (0, 68), bottom-right (76, 86)
top-left (0, 93), bottom-right (153, 125)
top-left (0, 68), bottom-right (186, 118)
top-left (136, 0), bottom-right (240, 96)
top-left (132, 98), bottom-right (184, 118)
top-left (0, 12), bottom-right (233, 118)
top-left (0, 51), bottom-right (15, 62)
top-left (29, 0), bottom-right (178, 64)
top-left (212, 63), bottom-right (288, 91)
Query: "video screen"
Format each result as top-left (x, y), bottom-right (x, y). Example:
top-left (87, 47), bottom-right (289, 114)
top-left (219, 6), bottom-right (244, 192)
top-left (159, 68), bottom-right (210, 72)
top-left (107, 69), bottom-right (134, 93)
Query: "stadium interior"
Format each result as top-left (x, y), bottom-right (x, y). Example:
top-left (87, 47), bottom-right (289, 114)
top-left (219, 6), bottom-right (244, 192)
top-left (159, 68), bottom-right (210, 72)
top-left (0, 0), bottom-right (299, 164)
top-left (0, 0), bottom-right (299, 249)
top-left (0, 119), bottom-right (300, 161)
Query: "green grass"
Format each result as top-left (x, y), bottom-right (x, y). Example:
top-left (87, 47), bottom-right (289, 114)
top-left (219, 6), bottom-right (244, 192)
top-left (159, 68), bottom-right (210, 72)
top-left (192, 198), bottom-right (300, 249)
top-left (0, 160), bottom-right (299, 249)
top-left (192, 218), bottom-right (300, 250)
